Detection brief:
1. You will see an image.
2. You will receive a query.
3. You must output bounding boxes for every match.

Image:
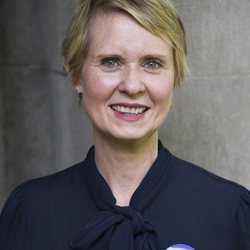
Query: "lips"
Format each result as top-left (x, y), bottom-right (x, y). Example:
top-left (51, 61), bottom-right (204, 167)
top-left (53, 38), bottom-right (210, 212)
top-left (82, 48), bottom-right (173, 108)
top-left (110, 103), bottom-right (149, 115)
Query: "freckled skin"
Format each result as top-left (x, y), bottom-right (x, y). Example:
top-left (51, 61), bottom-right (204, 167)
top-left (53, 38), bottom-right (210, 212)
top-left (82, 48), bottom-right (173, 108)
top-left (77, 11), bottom-right (175, 143)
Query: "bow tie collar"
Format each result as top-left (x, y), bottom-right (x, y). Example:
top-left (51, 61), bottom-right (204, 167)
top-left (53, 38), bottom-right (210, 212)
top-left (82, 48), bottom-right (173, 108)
top-left (70, 141), bottom-right (171, 250)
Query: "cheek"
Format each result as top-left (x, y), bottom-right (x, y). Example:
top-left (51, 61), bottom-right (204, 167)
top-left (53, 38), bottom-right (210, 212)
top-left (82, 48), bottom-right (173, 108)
top-left (148, 74), bottom-right (174, 105)
top-left (81, 69), bottom-right (120, 100)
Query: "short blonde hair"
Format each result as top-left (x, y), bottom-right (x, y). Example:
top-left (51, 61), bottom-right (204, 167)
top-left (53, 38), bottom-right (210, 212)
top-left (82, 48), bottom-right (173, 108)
top-left (62, 0), bottom-right (188, 87)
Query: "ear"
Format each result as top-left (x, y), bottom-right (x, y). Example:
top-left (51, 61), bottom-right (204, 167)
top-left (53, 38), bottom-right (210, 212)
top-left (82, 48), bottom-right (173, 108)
top-left (63, 59), bottom-right (83, 93)
top-left (75, 84), bottom-right (83, 94)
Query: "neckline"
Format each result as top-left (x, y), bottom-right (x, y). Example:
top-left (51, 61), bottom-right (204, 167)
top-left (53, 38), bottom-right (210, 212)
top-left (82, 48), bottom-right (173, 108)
top-left (81, 141), bottom-right (171, 212)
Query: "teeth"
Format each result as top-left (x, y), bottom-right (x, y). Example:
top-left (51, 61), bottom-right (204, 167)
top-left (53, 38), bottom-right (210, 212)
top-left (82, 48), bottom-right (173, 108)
top-left (111, 105), bottom-right (146, 115)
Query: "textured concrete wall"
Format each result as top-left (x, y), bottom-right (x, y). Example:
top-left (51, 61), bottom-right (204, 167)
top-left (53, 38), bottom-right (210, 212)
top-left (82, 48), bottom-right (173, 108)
top-left (162, 0), bottom-right (250, 187)
top-left (0, 0), bottom-right (92, 209)
top-left (0, 0), bottom-right (249, 209)
top-left (0, 70), bottom-right (4, 208)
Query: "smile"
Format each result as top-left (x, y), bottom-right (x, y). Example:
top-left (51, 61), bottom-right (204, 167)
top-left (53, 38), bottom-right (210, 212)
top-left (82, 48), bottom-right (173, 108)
top-left (110, 105), bottom-right (148, 115)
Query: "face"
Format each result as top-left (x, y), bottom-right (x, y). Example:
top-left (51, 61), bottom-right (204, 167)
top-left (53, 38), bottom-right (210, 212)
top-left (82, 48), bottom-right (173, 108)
top-left (77, 11), bottom-right (175, 143)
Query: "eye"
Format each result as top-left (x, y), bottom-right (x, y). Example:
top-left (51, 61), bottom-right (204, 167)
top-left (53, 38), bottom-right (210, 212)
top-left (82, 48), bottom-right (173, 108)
top-left (142, 58), bottom-right (163, 73)
top-left (144, 60), bottom-right (162, 70)
top-left (101, 58), bottom-right (119, 68)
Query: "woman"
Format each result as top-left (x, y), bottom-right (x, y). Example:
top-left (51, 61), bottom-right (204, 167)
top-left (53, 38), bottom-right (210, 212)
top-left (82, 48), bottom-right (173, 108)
top-left (0, 0), bottom-right (249, 249)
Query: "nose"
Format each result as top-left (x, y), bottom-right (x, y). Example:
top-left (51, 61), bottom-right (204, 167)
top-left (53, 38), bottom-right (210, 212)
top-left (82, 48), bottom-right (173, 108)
top-left (118, 65), bottom-right (145, 95)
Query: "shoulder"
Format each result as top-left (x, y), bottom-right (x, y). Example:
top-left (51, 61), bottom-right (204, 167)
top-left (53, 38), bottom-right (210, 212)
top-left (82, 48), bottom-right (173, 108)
top-left (0, 160), bottom-right (98, 248)
top-left (1, 161), bottom-right (86, 215)
top-left (0, 161), bottom-right (89, 245)
top-left (166, 150), bottom-right (250, 240)
top-left (28, 161), bottom-right (85, 189)
top-left (26, 161), bottom-right (85, 192)
top-left (170, 151), bottom-right (248, 190)
top-left (167, 150), bottom-right (249, 207)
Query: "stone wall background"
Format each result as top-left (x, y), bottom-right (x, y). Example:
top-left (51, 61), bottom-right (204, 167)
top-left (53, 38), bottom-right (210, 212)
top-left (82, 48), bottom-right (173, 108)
top-left (0, 0), bottom-right (249, 209)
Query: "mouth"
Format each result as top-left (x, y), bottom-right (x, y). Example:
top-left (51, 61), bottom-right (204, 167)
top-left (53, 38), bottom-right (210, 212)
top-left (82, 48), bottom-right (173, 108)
top-left (110, 104), bottom-right (149, 115)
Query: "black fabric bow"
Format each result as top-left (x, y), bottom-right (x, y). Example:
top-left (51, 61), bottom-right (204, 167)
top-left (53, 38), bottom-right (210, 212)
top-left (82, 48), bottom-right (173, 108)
top-left (70, 207), bottom-right (160, 250)
top-left (70, 142), bottom-right (170, 250)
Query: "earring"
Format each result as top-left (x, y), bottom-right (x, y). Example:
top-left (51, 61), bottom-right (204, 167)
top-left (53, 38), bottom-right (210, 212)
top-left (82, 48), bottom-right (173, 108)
top-left (78, 92), bottom-right (83, 107)
top-left (170, 101), bottom-right (174, 109)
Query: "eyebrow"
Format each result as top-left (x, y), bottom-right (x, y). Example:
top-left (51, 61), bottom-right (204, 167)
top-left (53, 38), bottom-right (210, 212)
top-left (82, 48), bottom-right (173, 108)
top-left (140, 54), bottom-right (171, 62)
top-left (94, 54), bottom-right (123, 60)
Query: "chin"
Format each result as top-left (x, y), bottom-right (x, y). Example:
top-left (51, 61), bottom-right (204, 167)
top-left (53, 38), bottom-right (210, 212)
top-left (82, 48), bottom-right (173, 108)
top-left (108, 129), bottom-right (157, 143)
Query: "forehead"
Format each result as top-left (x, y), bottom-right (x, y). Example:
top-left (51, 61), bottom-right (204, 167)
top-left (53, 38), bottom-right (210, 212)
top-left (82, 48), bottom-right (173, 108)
top-left (86, 10), bottom-right (173, 58)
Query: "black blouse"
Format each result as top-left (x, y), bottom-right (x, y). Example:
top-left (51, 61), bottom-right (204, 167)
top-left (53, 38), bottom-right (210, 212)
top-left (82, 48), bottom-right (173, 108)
top-left (0, 142), bottom-right (249, 250)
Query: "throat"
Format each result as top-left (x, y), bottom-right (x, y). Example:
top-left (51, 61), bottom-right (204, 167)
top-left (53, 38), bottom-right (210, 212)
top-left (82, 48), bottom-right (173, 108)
top-left (112, 182), bottom-right (139, 207)
top-left (97, 157), bottom-right (151, 206)
top-left (94, 136), bottom-right (158, 207)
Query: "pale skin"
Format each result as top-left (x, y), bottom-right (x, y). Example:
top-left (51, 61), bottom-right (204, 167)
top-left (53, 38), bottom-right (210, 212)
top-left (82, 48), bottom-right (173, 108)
top-left (66, 10), bottom-right (175, 206)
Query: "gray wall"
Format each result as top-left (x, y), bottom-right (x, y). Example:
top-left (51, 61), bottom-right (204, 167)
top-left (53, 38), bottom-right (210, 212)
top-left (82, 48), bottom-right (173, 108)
top-left (0, 0), bottom-right (249, 209)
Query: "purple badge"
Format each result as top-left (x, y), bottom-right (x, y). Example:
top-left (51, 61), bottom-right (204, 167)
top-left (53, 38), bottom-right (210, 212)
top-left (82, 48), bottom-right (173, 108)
top-left (166, 244), bottom-right (195, 250)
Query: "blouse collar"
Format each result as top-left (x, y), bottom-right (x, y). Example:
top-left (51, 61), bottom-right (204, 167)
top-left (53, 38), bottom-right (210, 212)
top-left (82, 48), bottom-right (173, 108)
top-left (70, 141), bottom-right (171, 250)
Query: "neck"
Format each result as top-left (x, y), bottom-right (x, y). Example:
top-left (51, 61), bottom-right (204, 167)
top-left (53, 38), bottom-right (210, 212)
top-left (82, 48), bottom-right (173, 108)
top-left (94, 131), bottom-right (159, 207)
